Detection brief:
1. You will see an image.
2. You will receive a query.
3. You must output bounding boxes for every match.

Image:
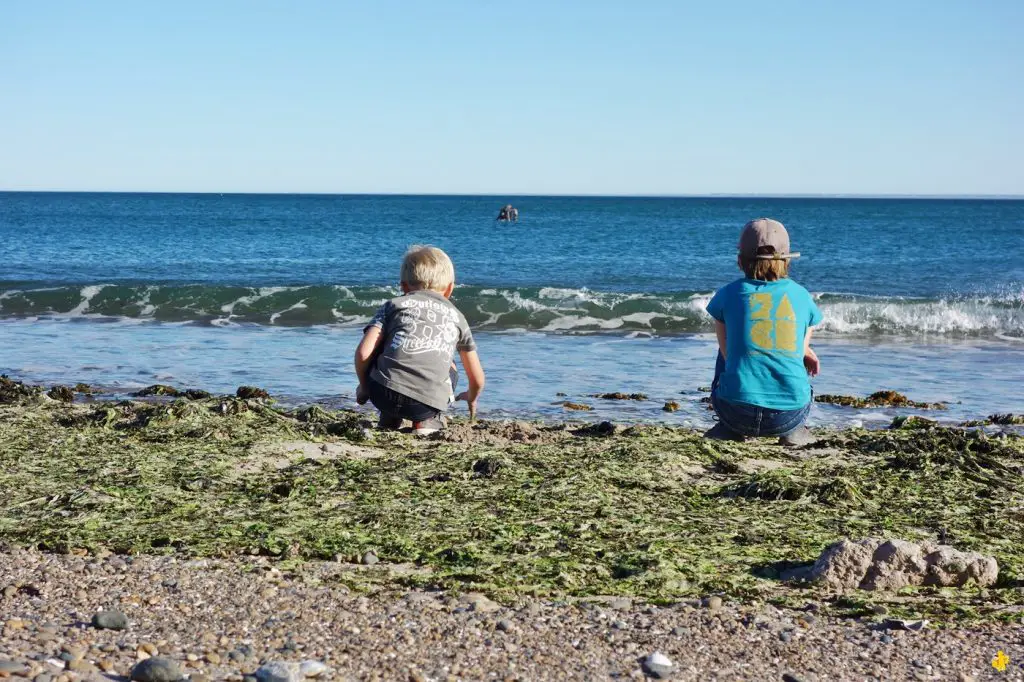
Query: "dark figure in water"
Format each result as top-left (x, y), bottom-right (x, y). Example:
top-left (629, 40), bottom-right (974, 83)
top-left (497, 204), bottom-right (518, 222)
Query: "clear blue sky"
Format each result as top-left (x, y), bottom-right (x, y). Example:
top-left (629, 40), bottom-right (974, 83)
top-left (2, 1), bottom-right (1021, 195)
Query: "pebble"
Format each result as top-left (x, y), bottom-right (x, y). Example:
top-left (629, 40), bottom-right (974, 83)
top-left (254, 661), bottom-right (301, 682)
top-left (641, 651), bottom-right (674, 679)
top-left (299, 660), bottom-right (328, 678)
top-left (671, 626), bottom-right (686, 636)
top-left (612, 620), bottom-right (628, 630)
top-left (461, 594), bottom-right (501, 614)
top-left (607, 597), bottom-right (632, 611)
top-left (130, 657), bottom-right (183, 682)
top-left (66, 660), bottom-right (94, 674)
top-left (496, 619), bottom-right (514, 633)
top-left (91, 609), bottom-right (129, 630)
top-left (61, 646), bottom-right (85, 661)
top-left (361, 551), bottom-right (379, 566)
top-left (0, 661), bottom-right (30, 675)
top-left (204, 653), bottom-right (221, 665)
top-left (703, 596), bottom-right (723, 612)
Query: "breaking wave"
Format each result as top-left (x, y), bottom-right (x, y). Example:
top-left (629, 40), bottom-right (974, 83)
top-left (0, 282), bottom-right (1021, 339)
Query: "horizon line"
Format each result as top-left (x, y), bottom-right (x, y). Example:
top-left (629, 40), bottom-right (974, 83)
top-left (1, 189), bottom-right (1023, 200)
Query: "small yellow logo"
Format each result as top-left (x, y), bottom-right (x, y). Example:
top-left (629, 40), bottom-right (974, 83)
top-left (992, 650), bottom-right (1010, 672)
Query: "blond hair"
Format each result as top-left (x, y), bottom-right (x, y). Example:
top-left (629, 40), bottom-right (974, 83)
top-left (400, 245), bottom-right (455, 292)
top-left (741, 256), bottom-right (790, 281)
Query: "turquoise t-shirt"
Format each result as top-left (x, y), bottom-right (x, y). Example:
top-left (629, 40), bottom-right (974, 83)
top-left (706, 277), bottom-right (822, 410)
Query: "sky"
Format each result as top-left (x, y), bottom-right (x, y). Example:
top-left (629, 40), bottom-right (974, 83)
top-left (1, 1), bottom-right (1022, 196)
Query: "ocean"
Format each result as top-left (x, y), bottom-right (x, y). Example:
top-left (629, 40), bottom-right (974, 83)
top-left (1, 192), bottom-right (1022, 428)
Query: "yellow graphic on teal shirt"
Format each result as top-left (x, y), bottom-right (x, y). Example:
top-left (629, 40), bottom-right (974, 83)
top-left (749, 293), bottom-right (798, 353)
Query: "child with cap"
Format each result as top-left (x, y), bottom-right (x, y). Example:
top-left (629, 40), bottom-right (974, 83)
top-left (704, 218), bottom-right (821, 445)
top-left (354, 245), bottom-right (485, 435)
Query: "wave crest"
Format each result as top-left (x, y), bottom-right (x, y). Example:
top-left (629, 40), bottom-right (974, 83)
top-left (0, 282), bottom-right (1020, 338)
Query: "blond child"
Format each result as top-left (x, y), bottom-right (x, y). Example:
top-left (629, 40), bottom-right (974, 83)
top-left (354, 245), bottom-right (485, 434)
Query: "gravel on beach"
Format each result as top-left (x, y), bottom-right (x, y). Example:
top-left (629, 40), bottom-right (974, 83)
top-left (1, 548), bottom-right (1022, 682)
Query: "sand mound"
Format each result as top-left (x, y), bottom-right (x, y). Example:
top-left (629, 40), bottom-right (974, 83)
top-left (436, 420), bottom-right (571, 446)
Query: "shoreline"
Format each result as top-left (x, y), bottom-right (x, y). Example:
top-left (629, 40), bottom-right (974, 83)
top-left (2, 379), bottom-right (1023, 678)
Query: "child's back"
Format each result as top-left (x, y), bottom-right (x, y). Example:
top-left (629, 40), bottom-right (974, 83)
top-left (354, 245), bottom-right (485, 435)
top-left (369, 287), bottom-right (474, 409)
top-left (705, 219), bottom-right (821, 444)
top-left (708, 276), bottom-right (818, 409)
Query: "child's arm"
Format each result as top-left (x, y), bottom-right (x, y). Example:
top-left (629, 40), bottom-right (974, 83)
top-left (714, 320), bottom-right (727, 360)
top-left (353, 327), bottom-right (384, 403)
top-left (803, 327), bottom-right (820, 377)
top-left (455, 349), bottom-right (485, 420)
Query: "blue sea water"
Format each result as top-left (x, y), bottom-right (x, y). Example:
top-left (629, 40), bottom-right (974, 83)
top-left (1, 192), bottom-right (1022, 427)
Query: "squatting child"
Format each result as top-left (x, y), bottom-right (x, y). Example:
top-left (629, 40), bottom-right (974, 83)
top-left (354, 245), bottom-right (485, 435)
top-left (704, 218), bottom-right (821, 445)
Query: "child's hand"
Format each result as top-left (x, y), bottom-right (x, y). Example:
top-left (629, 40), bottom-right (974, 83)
top-left (803, 348), bottom-right (820, 377)
top-left (456, 391), bottom-right (478, 420)
top-left (355, 384), bottom-right (369, 405)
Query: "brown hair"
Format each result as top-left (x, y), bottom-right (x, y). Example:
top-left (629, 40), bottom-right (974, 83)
top-left (741, 256), bottom-right (789, 281)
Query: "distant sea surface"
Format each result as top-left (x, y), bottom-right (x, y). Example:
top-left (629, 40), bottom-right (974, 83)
top-left (1, 192), bottom-right (1022, 427)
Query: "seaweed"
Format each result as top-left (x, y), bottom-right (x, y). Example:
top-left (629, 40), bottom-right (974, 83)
top-left (47, 385), bottom-right (75, 403)
top-left (237, 385), bottom-right (271, 400)
top-left (0, 375), bottom-right (43, 405)
top-left (816, 390), bottom-right (946, 409)
top-left (988, 414), bottom-right (1024, 426)
top-left (133, 384), bottom-right (180, 397)
top-left (0, 390), bottom-right (1022, 623)
top-left (592, 392), bottom-right (648, 401)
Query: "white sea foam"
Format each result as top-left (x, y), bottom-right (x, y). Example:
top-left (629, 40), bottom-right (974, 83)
top-left (332, 285), bottom-right (355, 299)
top-left (817, 296), bottom-right (1021, 336)
top-left (269, 301), bottom-right (308, 325)
top-left (219, 287), bottom-right (289, 316)
top-left (67, 285), bottom-right (109, 316)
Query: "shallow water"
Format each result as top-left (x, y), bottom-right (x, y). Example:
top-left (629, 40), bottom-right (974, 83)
top-left (2, 319), bottom-right (1020, 428)
top-left (1, 193), bottom-right (1022, 425)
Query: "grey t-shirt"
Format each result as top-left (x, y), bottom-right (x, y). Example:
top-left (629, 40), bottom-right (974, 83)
top-left (367, 289), bottom-right (476, 410)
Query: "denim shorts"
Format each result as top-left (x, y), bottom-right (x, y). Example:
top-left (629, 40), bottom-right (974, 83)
top-left (710, 352), bottom-right (810, 438)
top-left (711, 393), bottom-right (810, 438)
top-left (367, 366), bottom-right (459, 422)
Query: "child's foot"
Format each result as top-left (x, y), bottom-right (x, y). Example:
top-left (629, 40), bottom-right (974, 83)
top-left (412, 416), bottom-right (446, 437)
top-left (779, 426), bottom-right (816, 447)
top-left (377, 413), bottom-right (403, 430)
top-left (703, 423), bottom-right (747, 442)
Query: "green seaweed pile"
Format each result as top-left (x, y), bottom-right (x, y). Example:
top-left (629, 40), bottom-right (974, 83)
top-left (1, 379), bottom-right (1023, 622)
top-left (816, 390), bottom-right (947, 409)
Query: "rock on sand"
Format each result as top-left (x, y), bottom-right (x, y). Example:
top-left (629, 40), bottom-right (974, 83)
top-left (809, 538), bottom-right (998, 590)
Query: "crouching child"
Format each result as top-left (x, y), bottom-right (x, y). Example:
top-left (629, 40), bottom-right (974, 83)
top-left (354, 245), bottom-right (485, 435)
